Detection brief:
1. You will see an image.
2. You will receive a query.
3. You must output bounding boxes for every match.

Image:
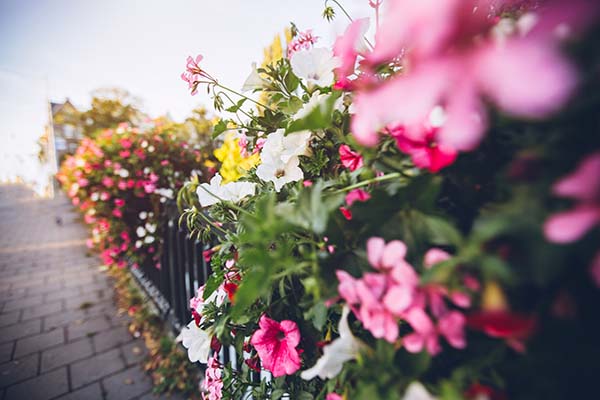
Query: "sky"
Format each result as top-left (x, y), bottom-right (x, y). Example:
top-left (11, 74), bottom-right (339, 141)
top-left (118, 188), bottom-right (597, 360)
top-left (0, 0), bottom-right (373, 189)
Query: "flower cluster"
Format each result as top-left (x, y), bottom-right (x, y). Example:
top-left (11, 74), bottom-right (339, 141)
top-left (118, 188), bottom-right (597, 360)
top-left (175, 1), bottom-right (600, 399)
top-left (58, 123), bottom-right (206, 268)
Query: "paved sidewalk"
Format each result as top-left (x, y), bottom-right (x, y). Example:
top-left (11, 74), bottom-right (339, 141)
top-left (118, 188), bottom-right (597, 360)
top-left (0, 184), bottom-right (181, 400)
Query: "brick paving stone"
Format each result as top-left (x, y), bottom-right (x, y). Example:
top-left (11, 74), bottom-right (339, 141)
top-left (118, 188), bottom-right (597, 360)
top-left (0, 310), bottom-right (20, 328)
top-left (93, 325), bottom-right (133, 353)
top-left (0, 185), bottom-right (176, 399)
top-left (1, 294), bottom-right (45, 313)
top-left (53, 382), bottom-right (103, 400)
top-left (41, 338), bottom-right (94, 373)
top-left (14, 327), bottom-right (65, 358)
top-left (103, 366), bottom-right (154, 400)
top-left (5, 367), bottom-right (69, 400)
top-left (67, 316), bottom-right (112, 341)
top-left (70, 348), bottom-right (125, 389)
top-left (0, 318), bottom-right (41, 343)
top-left (121, 340), bottom-right (148, 367)
top-left (0, 353), bottom-right (38, 388)
top-left (21, 300), bottom-right (63, 321)
top-left (0, 342), bottom-right (13, 364)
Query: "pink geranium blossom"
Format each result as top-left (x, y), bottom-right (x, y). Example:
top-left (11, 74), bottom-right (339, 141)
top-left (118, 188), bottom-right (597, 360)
top-left (350, 0), bottom-right (594, 150)
top-left (250, 315), bottom-right (302, 377)
top-left (337, 238), bottom-right (419, 343)
top-left (181, 54), bottom-right (217, 95)
top-left (201, 355), bottom-right (223, 400)
top-left (339, 189), bottom-right (371, 220)
top-left (544, 152), bottom-right (600, 243)
top-left (288, 30), bottom-right (319, 57)
top-left (339, 144), bottom-right (364, 171)
top-left (333, 18), bottom-right (369, 90)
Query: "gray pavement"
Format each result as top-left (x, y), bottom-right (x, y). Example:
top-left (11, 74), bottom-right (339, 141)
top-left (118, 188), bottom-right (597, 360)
top-left (0, 184), bottom-right (182, 400)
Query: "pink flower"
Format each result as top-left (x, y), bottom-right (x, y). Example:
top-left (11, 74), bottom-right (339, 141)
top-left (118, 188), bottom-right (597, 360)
top-left (201, 355), bottom-right (223, 400)
top-left (100, 191), bottom-right (110, 201)
top-left (423, 248), bottom-right (451, 269)
top-left (340, 189), bottom-right (371, 220)
top-left (288, 29), bottom-right (319, 57)
top-left (143, 182), bottom-right (156, 194)
top-left (326, 394), bottom-right (343, 400)
top-left (114, 198), bottom-right (125, 208)
top-left (339, 144), bottom-right (364, 171)
top-left (102, 177), bottom-right (114, 188)
top-left (388, 124), bottom-right (457, 173)
top-left (544, 152), bottom-right (600, 243)
top-left (181, 54), bottom-right (217, 95)
top-left (120, 138), bottom-right (132, 149)
top-left (119, 150), bottom-right (130, 158)
top-left (350, 0), bottom-right (592, 150)
top-left (77, 178), bottom-right (89, 187)
top-left (333, 18), bottom-right (370, 91)
top-left (112, 209), bottom-right (123, 218)
top-left (250, 315), bottom-right (301, 377)
top-left (117, 180), bottom-right (127, 190)
top-left (337, 238), bottom-right (419, 343)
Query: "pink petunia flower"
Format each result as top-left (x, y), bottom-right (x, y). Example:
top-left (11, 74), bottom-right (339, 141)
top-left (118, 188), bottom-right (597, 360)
top-left (339, 144), bottom-right (364, 171)
top-left (340, 189), bottom-right (371, 220)
top-left (333, 18), bottom-right (370, 91)
top-left (388, 123), bottom-right (457, 173)
top-left (250, 315), bottom-right (302, 377)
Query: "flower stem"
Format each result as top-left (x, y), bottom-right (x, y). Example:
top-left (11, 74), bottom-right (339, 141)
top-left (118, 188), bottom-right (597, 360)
top-left (215, 83), bottom-right (275, 113)
top-left (332, 172), bottom-right (403, 194)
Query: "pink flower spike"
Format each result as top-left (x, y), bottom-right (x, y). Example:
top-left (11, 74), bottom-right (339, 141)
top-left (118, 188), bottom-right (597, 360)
top-left (339, 144), bottom-right (364, 171)
top-left (250, 315), bottom-right (301, 377)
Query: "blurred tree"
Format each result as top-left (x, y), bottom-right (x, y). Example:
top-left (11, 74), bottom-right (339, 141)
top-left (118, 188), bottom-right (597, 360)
top-left (78, 88), bottom-right (146, 136)
top-left (182, 106), bottom-right (214, 147)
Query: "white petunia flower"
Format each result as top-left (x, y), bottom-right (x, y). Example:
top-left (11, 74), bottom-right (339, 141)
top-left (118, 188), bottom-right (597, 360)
top-left (118, 169), bottom-right (130, 178)
top-left (260, 129), bottom-right (312, 164)
top-left (180, 320), bottom-right (211, 363)
top-left (301, 306), bottom-right (364, 380)
top-left (135, 240), bottom-right (143, 249)
top-left (144, 235), bottom-right (155, 244)
top-left (256, 156), bottom-right (304, 192)
top-left (139, 211), bottom-right (148, 220)
top-left (90, 192), bottom-right (99, 201)
top-left (136, 226), bottom-right (146, 238)
top-left (242, 62), bottom-right (268, 92)
top-left (402, 382), bottom-right (438, 400)
top-left (196, 174), bottom-right (256, 207)
top-left (290, 47), bottom-right (340, 87)
top-left (148, 145), bottom-right (155, 153)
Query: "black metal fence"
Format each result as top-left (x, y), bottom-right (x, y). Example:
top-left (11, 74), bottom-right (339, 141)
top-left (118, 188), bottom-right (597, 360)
top-left (130, 201), bottom-right (211, 334)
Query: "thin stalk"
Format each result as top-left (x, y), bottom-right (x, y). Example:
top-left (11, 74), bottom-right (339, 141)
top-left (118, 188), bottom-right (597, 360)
top-left (332, 172), bottom-right (402, 193)
top-left (215, 83), bottom-right (275, 113)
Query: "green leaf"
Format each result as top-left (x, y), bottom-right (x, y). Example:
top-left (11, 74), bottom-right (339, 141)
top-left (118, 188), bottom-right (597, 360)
top-left (286, 91), bottom-right (341, 134)
top-left (212, 119), bottom-right (228, 139)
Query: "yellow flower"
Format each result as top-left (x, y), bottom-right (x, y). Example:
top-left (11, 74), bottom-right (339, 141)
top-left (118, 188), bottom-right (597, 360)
top-left (213, 134), bottom-right (260, 183)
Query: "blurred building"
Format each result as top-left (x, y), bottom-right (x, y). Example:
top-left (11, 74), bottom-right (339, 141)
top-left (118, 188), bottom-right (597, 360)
top-left (48, 99), bottom-right (83, 166)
